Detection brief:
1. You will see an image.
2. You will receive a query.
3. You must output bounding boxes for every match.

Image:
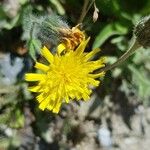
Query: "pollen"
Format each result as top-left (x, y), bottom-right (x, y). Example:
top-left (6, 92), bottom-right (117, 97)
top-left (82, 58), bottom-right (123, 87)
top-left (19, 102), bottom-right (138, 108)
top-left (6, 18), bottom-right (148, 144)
top-left (25, 38), bottom-right (106, 113)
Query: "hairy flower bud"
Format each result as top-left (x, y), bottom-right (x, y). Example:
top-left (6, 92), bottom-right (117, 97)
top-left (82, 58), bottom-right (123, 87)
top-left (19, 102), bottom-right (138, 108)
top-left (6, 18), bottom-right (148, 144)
top-left (134, 15), bottom-right (150, 48)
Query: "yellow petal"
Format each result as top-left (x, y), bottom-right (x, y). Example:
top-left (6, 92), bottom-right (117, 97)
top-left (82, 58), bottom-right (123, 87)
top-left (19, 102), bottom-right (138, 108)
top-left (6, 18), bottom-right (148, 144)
top-left (41, 46), bottom-right (54, 63)
top-left (36, 93), bottom-right (45, 103)
top-left (28, 86), bottom-right (42, 92)
top-left (88, 72), bottom-right (105, 78)
top-left (84, 48), bottom-right (100, 61)
top-left (25, 73), bottom-right (45, 81)
top-left (85, 59), bottom-right (106, 71)
top-left (28, 86), bottom-right (41, 92)
top-left (82, 93), bottom-right (90, 101)
top-left (57, 43), bottom-right (66, 55)
top-left (52, 102), bottom-right (62, 113)
top-left (39, 95), bottom-right (51, 110)
top-left (47, 100), bottom-right (55, 111)
top-left (35, 62), bottom-right (49, 72)
top-left (75, 37), bottom-right (90, 55)
top-left (88, 78), bottom-right (100, 86)
top-left (65, 94), bottom-right (69, 103)
top-left (39, 96), bottom-right (50, 111)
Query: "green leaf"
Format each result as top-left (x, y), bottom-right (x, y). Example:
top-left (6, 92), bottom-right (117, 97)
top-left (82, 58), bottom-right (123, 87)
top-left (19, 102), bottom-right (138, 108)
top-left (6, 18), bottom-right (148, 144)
top-left (0, 14), bottom-right (20, 30)
top-left (49, 0), bottom-right (65, 15)
top-left (10, 109), bottom-right (24, 128)
top-left (128, 65), bottom-right (150, 101)
top-left (32, 39), bottom-right (42, 52)
top-left (93, 22), bottom-right (128, 48)
top-left (28, 40), bottom-right (36, 60)
top-left (28, 39), bottom-right (41, 60)
top-left (0, 6), bottom-right (7, 19)
top-left (18, 0), bottom-right (28, 5)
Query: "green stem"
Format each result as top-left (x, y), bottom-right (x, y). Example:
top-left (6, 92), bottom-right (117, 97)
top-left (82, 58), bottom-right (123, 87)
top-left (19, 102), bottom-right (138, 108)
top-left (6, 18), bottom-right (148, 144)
top-left (98, 38), bottom-right (141, 73)
top-left (78, 0), bottom-right (95, 23)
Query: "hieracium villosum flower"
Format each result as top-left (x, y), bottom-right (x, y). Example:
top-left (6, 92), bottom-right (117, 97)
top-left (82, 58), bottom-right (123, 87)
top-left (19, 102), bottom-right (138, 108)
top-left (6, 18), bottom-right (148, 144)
top-left (25, 38), bottom-right (106, 113)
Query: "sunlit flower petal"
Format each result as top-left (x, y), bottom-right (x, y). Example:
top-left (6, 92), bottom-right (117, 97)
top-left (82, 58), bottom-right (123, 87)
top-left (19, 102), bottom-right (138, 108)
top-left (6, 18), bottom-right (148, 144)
top-left (25, 38), bottom-right (106, 113)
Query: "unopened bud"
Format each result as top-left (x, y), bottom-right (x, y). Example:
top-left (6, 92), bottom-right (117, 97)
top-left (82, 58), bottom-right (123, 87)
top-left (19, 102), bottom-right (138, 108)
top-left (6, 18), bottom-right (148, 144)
top-left (134, 15), bottom-right (150, 48)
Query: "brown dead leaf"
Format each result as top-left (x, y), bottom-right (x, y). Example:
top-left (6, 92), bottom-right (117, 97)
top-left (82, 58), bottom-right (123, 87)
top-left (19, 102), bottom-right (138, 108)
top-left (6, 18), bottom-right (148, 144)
top-left (93, 2), bottom-right (99, 23)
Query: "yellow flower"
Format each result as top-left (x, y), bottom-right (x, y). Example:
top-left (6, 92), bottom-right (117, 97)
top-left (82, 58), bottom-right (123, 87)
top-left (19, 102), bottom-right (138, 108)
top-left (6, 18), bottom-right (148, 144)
top-left (25, 38), bottom-right (106, 113)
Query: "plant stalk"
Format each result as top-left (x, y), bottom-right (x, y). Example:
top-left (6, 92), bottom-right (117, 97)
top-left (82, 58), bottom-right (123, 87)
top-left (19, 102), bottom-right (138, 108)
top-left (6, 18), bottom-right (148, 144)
top-left (98, 38), bottom-right (141, 73)
top-left (78, 0), bottom-right (95, 23)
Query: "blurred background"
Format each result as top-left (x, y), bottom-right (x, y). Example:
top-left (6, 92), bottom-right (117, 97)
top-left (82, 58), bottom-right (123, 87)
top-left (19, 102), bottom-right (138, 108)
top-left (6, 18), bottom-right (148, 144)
top-left (0, 0), bottom-right (150, 150)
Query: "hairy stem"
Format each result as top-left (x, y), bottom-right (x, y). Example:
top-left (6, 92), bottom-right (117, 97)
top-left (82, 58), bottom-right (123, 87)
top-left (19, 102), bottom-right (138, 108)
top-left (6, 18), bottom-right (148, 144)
top-left (98, 38), bottom-right (141, 73)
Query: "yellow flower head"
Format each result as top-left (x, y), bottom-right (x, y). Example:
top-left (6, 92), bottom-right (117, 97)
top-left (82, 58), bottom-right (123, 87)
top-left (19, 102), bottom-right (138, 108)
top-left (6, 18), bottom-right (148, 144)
top-left (25, 38), bottom-right (106, 113)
